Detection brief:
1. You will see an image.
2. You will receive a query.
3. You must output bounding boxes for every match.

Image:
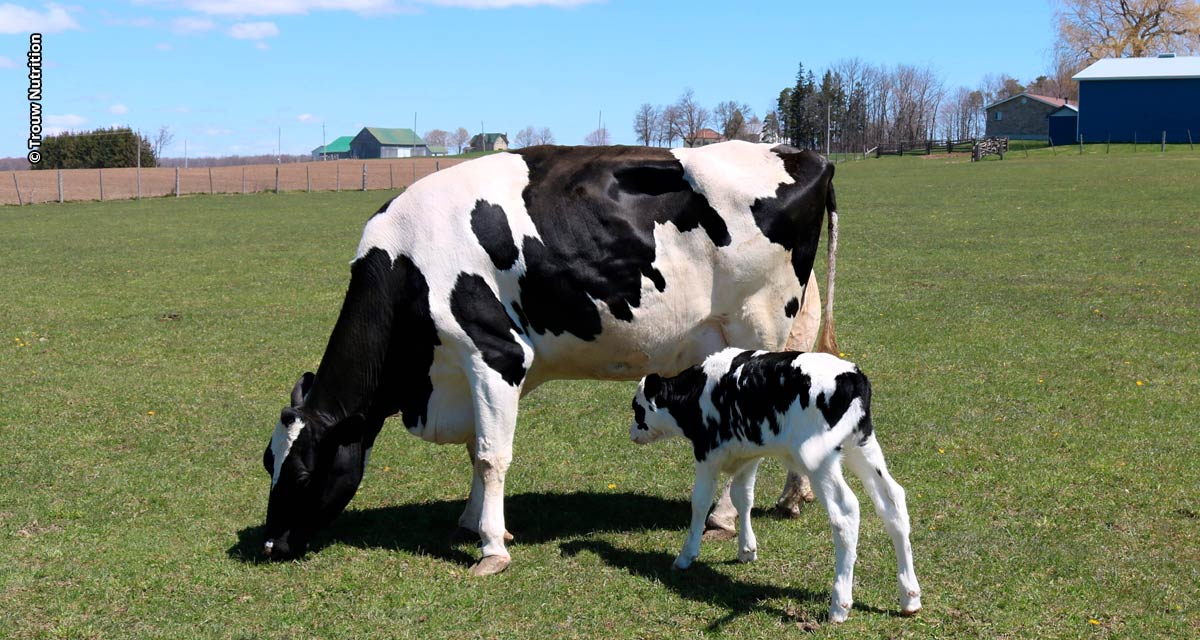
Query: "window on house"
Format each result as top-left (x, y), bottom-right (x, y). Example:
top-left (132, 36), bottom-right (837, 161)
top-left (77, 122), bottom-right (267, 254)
top-left (995, 111), bottom-right (1003, 121)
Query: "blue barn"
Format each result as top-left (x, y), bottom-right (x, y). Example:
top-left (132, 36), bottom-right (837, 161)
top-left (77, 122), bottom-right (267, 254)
top-left (1047, 104), bottom-right (1079, 146)
top-left (1073, 55), bottom-right (1200, 144)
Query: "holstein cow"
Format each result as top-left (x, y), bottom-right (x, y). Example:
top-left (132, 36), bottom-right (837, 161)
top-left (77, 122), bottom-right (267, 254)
top-left (261, 141), bottom-right (839, 576)
top-left (629, 348), bottom-right (921, 622)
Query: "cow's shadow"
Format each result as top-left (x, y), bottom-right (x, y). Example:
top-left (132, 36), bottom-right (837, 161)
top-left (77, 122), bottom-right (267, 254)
top-left (228, 491), bottom-right (689, 567)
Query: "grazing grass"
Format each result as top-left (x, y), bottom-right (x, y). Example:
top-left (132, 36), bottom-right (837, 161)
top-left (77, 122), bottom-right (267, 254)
top-left (2, 149), bottom-right (1197, 639)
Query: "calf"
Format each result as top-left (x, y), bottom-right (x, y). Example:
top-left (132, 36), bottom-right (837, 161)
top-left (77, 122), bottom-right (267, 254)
top-left (630, 348), bottom-right (921, 622)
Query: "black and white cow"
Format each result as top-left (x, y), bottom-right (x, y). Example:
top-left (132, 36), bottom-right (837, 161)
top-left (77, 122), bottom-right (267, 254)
top-left (630, 348), bottom-right (921, 622)
top-left (261, 141), bottom-right (839, 576)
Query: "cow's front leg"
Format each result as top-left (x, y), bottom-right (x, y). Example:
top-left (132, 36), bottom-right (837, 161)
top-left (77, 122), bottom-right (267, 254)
top-left (704, 478), bottom-right (738, 540)
top-left (773, 471), bottom-right (815, 518)
top-left (731, 458), bottom-right (761, 563)
top-left (467, 375), bottom-right (523, 577)
top-left (675, 461), bottom-right (719, 570)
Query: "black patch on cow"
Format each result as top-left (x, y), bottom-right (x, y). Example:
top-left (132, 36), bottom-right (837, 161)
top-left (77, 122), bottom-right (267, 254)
top-left (753, 148), bottom-right (834, 286)
top-left (816, 370), bottom-right (869, 430)
top-left (450, 273), bottom-right (527, 386)
top-left (305, 249), bottom-right (440, 431)
top-left (470, 200), bottom-right (519, 271)
top-left (511, 146), bottom-right (731, 341)
top-left (784, 297), bottom-right (800, 318)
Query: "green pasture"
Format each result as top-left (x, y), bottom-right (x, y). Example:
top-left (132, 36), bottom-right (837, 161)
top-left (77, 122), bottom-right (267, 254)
top-left (1, 149), bottom-right (1197, 638)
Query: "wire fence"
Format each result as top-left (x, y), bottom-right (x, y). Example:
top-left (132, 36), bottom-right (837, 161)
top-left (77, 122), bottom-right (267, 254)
top-left (0, 157), bottom-right (467, 206)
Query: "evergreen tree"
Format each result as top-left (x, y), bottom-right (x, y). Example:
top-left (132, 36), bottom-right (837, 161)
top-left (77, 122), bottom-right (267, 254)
top-left (35, 127), bottom-right (156, 170)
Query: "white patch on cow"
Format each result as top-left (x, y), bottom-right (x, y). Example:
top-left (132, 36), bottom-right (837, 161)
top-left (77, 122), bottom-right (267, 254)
top-left (671, 141), bottom-right (794, 248)
top-left (269, 417), bottom-right (305, 487)
top-left (792, 352), bottom-right (857, 405)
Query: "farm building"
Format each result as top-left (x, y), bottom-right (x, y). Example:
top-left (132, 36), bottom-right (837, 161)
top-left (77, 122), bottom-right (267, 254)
top-left (985, 93), bottom-right (1075, 140)
top-left (1073, 54), bottom-right (1200, 144)
top-left (427, 145), bottom-right (449, 156)
top-left (311, 136), bottom-right (353, 160)
top-left (350, 127), bottom-right (429, 158)
top-left (468, 133), bottom-right (509, 152)
top-left (1047, 104), bottom-right (1079, 146)
top-left (685, 128), bottom-right (725, 147)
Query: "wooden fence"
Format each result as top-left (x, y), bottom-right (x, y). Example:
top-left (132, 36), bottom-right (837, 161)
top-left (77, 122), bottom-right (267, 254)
top-left (874, 139), bottom-right (978, 157)
top-left (0, 156), bottom-right (467, 207)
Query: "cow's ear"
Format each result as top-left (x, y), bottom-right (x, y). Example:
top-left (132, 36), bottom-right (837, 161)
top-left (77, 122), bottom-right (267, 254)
top-left (291, 372), bottom-right (315, 408)
top-left (643, 374), bottom-right (663, 402)
top-left (280, 407), bottom-right (300, 426)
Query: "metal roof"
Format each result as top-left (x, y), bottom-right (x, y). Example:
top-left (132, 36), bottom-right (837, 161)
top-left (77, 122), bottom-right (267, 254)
top-left (1073, 56), bottom-right (1200, 81)
top-left (362, 127), bottom-right (426, 146)
top-left (315, 136), bottom-right (353, 154)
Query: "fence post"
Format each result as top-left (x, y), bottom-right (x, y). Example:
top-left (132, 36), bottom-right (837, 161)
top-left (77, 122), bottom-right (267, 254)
top-left (1079, 135), bottom-right (1083, 155)
top-left (336, 163), bottom-right (340, 192)
top-left (411, 160), bottom-right (415, 185)
top-left (99, 168), bottom-right (105, 201)
top-left (389, 163), bottom-right (394, 189)
top-left (1134, 131), bottom-right (1137, 152)
top-left (137, 164), bottom-right (142, 200)
top-left (1189, 130), bottom-right (1194, 151)
top-left (11, 173), bottom-right (22, 206)
top-left (362, 163), bottom-right (367, 192)
top-left (1162, 130), bottom-right (1166, 153)
top-left (175, 167), bottom-right (180, 197)
top-left (436, 160), bottom-right (440, 172)
top-left (306, 165), bottom-right (311, 193)
top-left (275, 166), bottom-right (280, 194)
top-left (57, 169), bottom-right (63, 203)
top-left (1107, 134), bottom-right (1111, 154)
top-left (209, 167), bottom-right (214, 194)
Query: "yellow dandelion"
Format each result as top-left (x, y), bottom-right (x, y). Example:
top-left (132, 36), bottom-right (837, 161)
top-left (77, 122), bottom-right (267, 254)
top-left (937, 448), bottom-right (945, 454)
top-left (607, 483), bottom-right (617, 489)
top-left (1037, 378), bottom-right (1044, 384)
top-left (1136, 380), bottom-right (1144, 386)
top-left (147, 411), bottom-right (155, 416)
top-left (1088, 618), bottom-right (1100, 625)
top-left (383, 466), bottom-right (391, 472)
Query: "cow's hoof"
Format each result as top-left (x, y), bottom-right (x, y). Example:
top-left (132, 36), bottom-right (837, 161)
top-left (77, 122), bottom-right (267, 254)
top-left (737, 547), bottom-right (758, 563)
top-left (702, 526), bottom-right (736, 541)
top-left (468, 555), bottom-right (511, 577)
top-left (673, 555), bottom-right (696, 571)
top-left (450, 527), bottom-right (514, 544)
top-left (828, 604), bottom-right (851, 623)
top-left (900, 606), bottom-right (921, 617)
top-left (771, 504), bottom-right (804, 519)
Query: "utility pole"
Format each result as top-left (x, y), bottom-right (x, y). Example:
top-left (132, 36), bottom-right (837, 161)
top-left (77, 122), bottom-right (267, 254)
top-left (277, 127), bottom-right (282, 164)
top-left (184, 139), bottom-right (188, 169)
top-left (825, 102), bottom-right (831, 157)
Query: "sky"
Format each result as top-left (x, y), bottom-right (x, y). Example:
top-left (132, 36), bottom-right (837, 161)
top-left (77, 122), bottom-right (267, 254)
top-left (0, 1), bottom-right (1060, 158)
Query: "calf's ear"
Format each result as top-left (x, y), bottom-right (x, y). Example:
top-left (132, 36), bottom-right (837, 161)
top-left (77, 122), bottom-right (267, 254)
top-left (291, 372), bottom-right (315, 407)
top-left (643, 373), bottom-right (663, 401)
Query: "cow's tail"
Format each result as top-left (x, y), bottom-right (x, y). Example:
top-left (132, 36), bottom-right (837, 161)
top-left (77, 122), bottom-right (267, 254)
top-left (816, 182), bottom-right (840, 356)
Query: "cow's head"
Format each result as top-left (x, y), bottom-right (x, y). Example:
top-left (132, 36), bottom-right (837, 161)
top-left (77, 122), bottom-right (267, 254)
top-left (261, 372), bottom-right (367, 560)
top-left (630, 373), bottom-right (684, 445)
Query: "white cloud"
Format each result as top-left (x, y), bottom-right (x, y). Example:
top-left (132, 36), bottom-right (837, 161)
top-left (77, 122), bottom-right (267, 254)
top-left (44, 113), bottom-right (87, 136)
top-left (0, 55), bottom-right (16, 68)
top-left (186, 0), bottom-right (398, 15)
top-left (296, 113), bottom-right (318, 122)
top-left (109, 104), bottom-right (129, 115)
top-left (172, 16), bottom-right (215, 33)
top-left (228, 21), bottom-right (279, 39)
top-left (255, 41), bottom-right (270, 50)
top-left (420, 0), bottom-right (601, 7)
top-left (0, 3), bottom-right (81, 34)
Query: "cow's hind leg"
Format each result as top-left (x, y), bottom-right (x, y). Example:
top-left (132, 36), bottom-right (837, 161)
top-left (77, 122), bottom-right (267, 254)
top-left (453, 440), bottom-right (513, 544)
top-left (843, 435), bottom-right (921, 615)
top-left (466, 373), bottom-right (524, 577)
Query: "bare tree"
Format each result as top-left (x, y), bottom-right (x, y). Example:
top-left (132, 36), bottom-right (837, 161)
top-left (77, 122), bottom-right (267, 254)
top-left (633, 103), bottom-right (658, 146)
top-left (1056, 0), bottom-right (1200, 67)
top-left (673, 88), bottom-right (710, 147)
top-left (742, 114), bottom-right (763, 142)
top-left (584, 126), bottom-right (611, 146)
top-left (423, 128), bottom-right (449, 147)
top-left (514, 126), bottom-right (537, 148)
top-left (939, 86), bottom-right (985, 140)
top-left (153, 126), bottom-right (175, 159)
top-left (449, 127), bottom-right (470, 154)
top-left (713, 100), bottom-right (753, 141)
top-left (657, 105), bottom-right (681, 147)
top-left (534, 127), bottom-right (555, 145)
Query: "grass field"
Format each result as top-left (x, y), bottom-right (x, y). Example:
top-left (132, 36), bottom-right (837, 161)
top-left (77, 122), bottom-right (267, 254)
top-left (2, 149), bottom-right (1197, 638)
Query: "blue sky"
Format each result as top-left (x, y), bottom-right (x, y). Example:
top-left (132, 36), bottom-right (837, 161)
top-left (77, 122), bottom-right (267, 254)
top-left (1, 1), bottom-right (1059, 158)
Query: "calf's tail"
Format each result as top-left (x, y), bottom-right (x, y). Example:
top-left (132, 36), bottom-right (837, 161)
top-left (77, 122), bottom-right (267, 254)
top-left (816, 182), bottom-right (840, 356)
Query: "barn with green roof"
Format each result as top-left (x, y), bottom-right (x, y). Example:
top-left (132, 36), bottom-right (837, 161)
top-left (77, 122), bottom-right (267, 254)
top-left (311, 136), bottom-right (353, 160)
top-left (350, 127), bottom-right (430, 158)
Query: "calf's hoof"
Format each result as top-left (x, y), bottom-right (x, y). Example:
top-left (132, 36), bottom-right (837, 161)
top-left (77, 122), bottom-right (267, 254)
top-left (771, 503), bottom-right (804, 519)
top-left (828, 602), bottom-right (851, 624)
top-left (702, 525), bottom-right (736, 541)
top-left (900, 590), bottom-right (922, 616)
top-left (468, 555), bottom-right (511, 577)
top-left (737, 547), bottom-right (758, 563)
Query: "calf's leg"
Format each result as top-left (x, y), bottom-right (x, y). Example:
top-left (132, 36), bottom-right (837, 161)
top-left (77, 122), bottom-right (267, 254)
top-left (731, 458), bottom-right (761, 563)
top-left (675, 461), bottom-right (720, 570)
top-left (804, 459), bottom-right (861, 623)
top-left (843, 435), bottom-right (921, 615)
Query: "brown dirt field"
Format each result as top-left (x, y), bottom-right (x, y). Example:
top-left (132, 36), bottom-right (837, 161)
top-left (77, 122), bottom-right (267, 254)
top-left (0, 157), bottom-right (466, 206)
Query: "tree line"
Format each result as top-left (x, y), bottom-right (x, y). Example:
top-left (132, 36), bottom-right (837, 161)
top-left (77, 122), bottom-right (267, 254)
top-left (31, 127), bottom-right (156, 170)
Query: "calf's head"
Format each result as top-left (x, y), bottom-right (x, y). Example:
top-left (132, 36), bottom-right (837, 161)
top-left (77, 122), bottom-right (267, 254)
top-left (630, 373), bottom-right (684, 445)
top-left (260, 372), bottom-right (367, 560)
